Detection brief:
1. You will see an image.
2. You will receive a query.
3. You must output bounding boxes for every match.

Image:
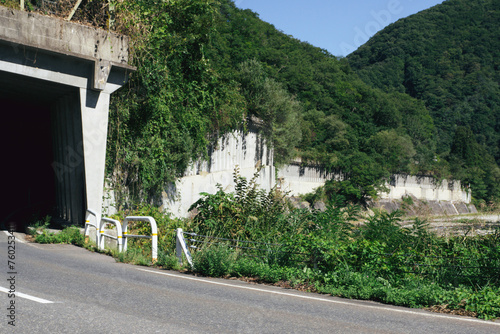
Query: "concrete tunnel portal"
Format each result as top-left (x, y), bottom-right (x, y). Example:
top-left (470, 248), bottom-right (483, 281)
top-left (0, 7), bottom-right (134, 230)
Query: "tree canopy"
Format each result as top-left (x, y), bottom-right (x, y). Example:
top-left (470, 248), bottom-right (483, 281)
top-left (348, 0), bottom-right (500, 203)
top-left (88, 0), bottom-right (499, 205)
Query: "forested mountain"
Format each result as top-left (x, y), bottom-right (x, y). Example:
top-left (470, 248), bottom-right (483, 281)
top-left (348, 0), bottom-right (500, 203)
top-left (93, 0), bottom-right (498, 205)
top-left (208, 0), bottom-right (438, 174)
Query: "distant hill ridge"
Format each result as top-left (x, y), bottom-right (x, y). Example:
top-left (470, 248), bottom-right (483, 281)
top-left (348, 0), bottom-right (499, 160)
top-left (207, 0), bottom-right (499, 203)
top-left (102, 0), bottom-right (499, 206)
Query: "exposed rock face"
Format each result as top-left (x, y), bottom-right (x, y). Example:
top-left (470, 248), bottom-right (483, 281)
top-left (313, 201), bottom-right (327, 212)
top-left (371, 196), bottom-right (477, 216)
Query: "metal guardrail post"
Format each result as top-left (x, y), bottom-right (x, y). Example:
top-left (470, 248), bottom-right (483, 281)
top-left (122, 216), bottom-right (158, 263)
top-left (99, 217), bottom-right (123, 252)
top-left (85, 209), bottom-right (100, 245)
top-left (176, 228), bottom-right (193, 268)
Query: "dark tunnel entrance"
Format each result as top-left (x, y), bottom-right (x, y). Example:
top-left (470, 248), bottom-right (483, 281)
top-left (0, 65), bottom-right (88, 231)
top-left (1, 7), bottom-right (133, 232)
top-left (1, 99), bottom-right (56, 231)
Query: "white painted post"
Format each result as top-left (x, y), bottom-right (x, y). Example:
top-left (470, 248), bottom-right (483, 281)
top-left (176, 228), bottom-right (193, 268)
top-left (176, 228), bottom-right (182, 264)
top-left (99, 217), bottom-right (123, 252)
top-left (122, 216), bottom-right (158, 263)
top-left (84, 209), bottom-right (100, 245)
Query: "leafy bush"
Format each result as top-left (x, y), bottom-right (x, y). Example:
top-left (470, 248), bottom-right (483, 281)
top-left (189, 167), bottom-right (291, 242)
top-left (156, 251), bottom-right (182, 271)
top-left (192, 244), bottom-right (236, 277)
top-left (34, 226), bottom-right (84, 247)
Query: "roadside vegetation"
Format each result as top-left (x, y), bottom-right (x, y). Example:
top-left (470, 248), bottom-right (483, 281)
top-left (29, 172), bottom-right (500, 320)
top-left (15, 0), bottom-right (500, 321)
top-left (28, 216), bottom-right (85, 246)
top-left (182, 172), bottom-right (500, 320)
top-left (7, 0), bottom-right (497, 206)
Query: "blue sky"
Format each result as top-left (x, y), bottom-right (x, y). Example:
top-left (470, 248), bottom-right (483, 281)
top-left (235, 0), bottom-right (445, 56)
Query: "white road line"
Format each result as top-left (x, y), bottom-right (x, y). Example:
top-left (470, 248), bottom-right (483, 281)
top-left (3, 230), bottom-right (44, 249)
top-left (3, 230), bottom-right (26, 243)
top-left (137, 268), bottom-right (500, 327)
top-left (3, 230), bottom-right (14, 238)
top-left (0, 287), bottom-right (54, 304)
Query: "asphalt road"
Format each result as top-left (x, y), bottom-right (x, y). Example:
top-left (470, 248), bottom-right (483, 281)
top-left (1, 230), bottom-right (499, 334)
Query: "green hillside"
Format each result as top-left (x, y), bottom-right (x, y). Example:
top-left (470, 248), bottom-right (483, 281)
top-left (105, 0), bottom-right (441, 205)
top-left (209, 0), bottom-right (438, 172)
top-left (96, 0), bottom-right (498, 205)
top-left (348, 0), bottom-right (500, 203)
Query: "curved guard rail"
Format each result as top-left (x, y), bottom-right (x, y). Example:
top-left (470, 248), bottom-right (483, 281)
top-left (99, 217), bottom-right (123, 252)
top-left (122, 216), bottom-right (158, 263)
top-left (84, 209), bottom-right (100, 245)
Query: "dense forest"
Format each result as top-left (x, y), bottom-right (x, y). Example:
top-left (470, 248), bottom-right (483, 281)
top-left (105, 0), bottom-right (498, 206)
top-left (348, 0), bottom-right (500, 205)
top-left (8, 0), bottom-right (496, 206)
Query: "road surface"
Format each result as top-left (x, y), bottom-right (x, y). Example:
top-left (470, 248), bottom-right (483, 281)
top-left (1, 230), bottom-right (498, 333)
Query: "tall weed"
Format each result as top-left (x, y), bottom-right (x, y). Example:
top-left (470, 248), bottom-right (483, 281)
top-left (189, 167), bottom-right (290, 243)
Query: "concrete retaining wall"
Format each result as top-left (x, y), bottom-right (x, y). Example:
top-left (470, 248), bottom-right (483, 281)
top-left (161, 130), bottom-right (275, 218)
top-left (380, 174), bottom-right (471, 203)
top-left (104, 129), bottom-right (473, 218)
top-left (373, 199), bottom-right (478, 216)
top-left (277, 164), bottom-right (342, 196)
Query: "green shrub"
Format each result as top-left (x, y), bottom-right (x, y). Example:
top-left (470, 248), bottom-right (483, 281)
top-left (157, 251), bottom-right (182, 271)
top-left (34, 226), bottom-right (84, 246)
top-left (464, 287), bottom-right (500, 320)
top-left (192, 244), bottom-right (237, 277)
top-left (189, 167), bottom-right (291, 242)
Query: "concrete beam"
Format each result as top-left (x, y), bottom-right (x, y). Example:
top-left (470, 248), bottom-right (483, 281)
top-left (0, 6), bottom-right (134, 90)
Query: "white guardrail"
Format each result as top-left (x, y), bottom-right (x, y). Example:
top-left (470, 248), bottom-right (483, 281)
top-left (122, 216), bottom-right (158, 263)
top-left (176, 228), bottom-right (193, 268)
top-left (99, 217), bottom-right (123, 252)
top-left (85, 212), bottom-right (158, 263)
top-left (84, 209), bottom-right (100, 245)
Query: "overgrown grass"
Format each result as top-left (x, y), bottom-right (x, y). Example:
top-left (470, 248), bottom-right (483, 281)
top-left (114, 248), bottom-right (151, 266)
top-left (28, 186), bottom-right (500, 320)
top-left (188, 236), bottom-right (500, 320)
top-left (183, 175), bottom-right (500, 320)
top-left (29, 216), bottom-right (85, 247)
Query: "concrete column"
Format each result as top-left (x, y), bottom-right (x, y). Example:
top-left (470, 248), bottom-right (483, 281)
top-left (79, 88), bottom-right (110, 219)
